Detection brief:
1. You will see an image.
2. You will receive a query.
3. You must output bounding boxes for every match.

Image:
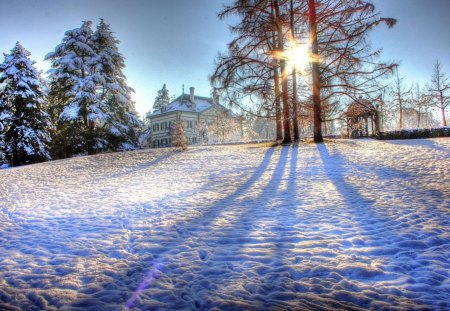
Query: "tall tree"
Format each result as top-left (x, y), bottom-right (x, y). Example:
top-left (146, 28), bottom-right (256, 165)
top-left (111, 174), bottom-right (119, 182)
top-left (388, 70), bottom-right (411, 129)
top-left (46, 21), bottom-right (99, 155)
top-left (411, 83), bottom-right (429, 128)
top-left (46, 20), bottom-right (141, 156)
top-left (150, 83), bottom-right (171, 115)
top-left (304, 0), bottom-right (397, 141)
top-left (428, 60), bottom-right (449, 126)
top-left (289, 0), bottom-right (300, 141)
top-left (212, 0), bottom-right (286, 142)
top-left (91, 19), bottom-right (142, 151)
top-left (0, 42), bottom-right (51, 166)
top-left (308, 0), bottom-right (322, 142)
top-left (273, 0), bottom-right (292, 143)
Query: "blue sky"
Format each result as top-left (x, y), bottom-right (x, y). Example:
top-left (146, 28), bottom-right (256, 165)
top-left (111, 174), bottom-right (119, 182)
top-left (1, 0), bottom-right (449, 116)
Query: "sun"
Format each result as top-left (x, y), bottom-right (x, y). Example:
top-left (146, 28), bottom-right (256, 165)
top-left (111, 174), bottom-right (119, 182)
top-left (284, 41), bottom-right (310, 73)
top-left (271, 39), bottom-right (311, 74)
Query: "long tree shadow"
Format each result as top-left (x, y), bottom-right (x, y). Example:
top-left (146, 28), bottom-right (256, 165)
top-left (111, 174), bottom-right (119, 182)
top-left (383, 138), bottom-right (450, 154)
top-left (165, 145), bottom-right (341, 310)
top-left (189, 145), bottom-right (365, 310)
top-left (316, 143), bottom-right (449, 308)
top-left (67, 147), bottom-right (276, 310)
top-left (154, 145), bottom-right (300, 310)
top-left (62, 143), bottom-right (448, 310)
top-left (109, 148), bottom-right (209, 179)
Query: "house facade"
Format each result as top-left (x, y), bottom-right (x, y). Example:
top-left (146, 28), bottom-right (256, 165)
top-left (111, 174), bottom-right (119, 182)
top-left (148, 87), bottom-right (241, 148)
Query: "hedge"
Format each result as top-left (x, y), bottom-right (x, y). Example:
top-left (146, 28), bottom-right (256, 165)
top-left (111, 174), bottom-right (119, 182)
top-left (378, 127), bottom-right (450, 140)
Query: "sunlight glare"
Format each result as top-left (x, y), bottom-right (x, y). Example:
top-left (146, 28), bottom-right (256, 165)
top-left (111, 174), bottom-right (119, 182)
top-left (271, 39), bottom-right (312, 75)
top-left (284, 42), bottom-right (310, 74)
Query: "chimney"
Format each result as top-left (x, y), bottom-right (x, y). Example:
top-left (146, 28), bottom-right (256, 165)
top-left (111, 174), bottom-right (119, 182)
top-left (213, 88), bottom-right (220, 105)
top-left (190, 87), bottom-right (195, 103)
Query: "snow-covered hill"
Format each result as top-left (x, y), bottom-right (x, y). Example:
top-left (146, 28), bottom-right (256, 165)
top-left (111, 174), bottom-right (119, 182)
top-left (0, 139), bottom-right (449, 310)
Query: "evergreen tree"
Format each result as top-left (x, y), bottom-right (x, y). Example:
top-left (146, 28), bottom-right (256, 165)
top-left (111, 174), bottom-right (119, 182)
top-left (46, 20), bottom-right (142, 155)
top-left (46, 21), bottom-right (99, 155)
top-left (152, 84), bottom-right (170, 113)
top-left (91, 19), bottom-right (142, 151)
top-left (0, 42), bottom-right (51, 166)
top-left (171, 120), bottom-right (187, 150)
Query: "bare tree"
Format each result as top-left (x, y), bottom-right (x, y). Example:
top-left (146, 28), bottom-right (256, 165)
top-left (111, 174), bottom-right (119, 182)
top-left (428, 60), bottom-right (449, 126)
top-left (303, 0), bottom-right (397, 141)
top-left (212, 0), bottom-right (280, 138)
top-left (411, 83), bottom-right (430, 128)
top-left (388, 70), bottom-right (411, 129)
top-left (213, 0), bottom-right (395, 143)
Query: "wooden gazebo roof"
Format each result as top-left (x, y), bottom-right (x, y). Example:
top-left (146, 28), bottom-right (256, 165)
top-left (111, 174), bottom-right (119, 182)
top-left (345, 100), bottom-right (377, 118)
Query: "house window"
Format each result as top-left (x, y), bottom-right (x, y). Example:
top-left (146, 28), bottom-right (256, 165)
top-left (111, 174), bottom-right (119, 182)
top-left (192, 137), bottom-right (197, 144)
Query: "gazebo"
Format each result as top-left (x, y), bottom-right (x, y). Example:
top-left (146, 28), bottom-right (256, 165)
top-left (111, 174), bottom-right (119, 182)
top-left (344, 100), bottom-right (379, 138)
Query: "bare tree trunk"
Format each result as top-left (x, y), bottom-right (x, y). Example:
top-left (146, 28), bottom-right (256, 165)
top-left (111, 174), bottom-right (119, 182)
top-left (398, 93), bottom-right (403, 129)
top-left (290, 0), bottom-right (300, 142)
top-left (274, 0), bottom-right (292, 144)
top-left (416, 84), bottom-right (421, 128)
top-left (308, 0), bottom-right (323, 142)
top-left (439, 90), bottom-right (447, 126)
top-left (273, 50), bottom-right (283, 140)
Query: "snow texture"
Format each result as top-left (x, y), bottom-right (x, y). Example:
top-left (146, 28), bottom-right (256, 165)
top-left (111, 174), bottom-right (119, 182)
top-left (0, 138), bottom-right (449, 310)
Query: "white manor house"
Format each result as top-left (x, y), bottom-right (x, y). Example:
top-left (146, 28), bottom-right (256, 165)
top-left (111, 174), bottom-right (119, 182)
top-left (147, 87), bottom-right (241, 148)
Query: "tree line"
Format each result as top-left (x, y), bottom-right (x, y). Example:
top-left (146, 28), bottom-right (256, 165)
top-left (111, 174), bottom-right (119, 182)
top-left (0, 20), bottom-right (142, 167)
top-left (211, 0), bottom-right (448, 141)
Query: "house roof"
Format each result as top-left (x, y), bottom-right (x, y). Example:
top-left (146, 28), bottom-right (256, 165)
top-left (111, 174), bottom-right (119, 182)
top-left (151, 93), bottom-right (229, 116)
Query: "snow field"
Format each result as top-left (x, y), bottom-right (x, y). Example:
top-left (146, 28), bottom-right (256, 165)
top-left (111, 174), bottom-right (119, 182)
top-left (0, 138), bottom-right (449, 310)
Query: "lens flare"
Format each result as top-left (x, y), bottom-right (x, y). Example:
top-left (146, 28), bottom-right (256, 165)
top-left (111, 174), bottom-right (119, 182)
top-left (125, 260), bottom-right (165, 309)
top-left (271, 38), bottom-right (315, 75)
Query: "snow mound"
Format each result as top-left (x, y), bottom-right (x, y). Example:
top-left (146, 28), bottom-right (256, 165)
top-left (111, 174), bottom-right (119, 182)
top-left (0, 138), bottom-right (449, 310)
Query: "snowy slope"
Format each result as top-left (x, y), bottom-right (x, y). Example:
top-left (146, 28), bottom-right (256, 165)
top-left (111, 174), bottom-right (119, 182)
top-left (0, 138), bottom-right (449, 310)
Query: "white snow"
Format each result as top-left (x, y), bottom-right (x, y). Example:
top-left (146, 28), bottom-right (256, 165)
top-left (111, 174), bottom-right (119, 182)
top-left (0, 138), bottom-right (449, 310)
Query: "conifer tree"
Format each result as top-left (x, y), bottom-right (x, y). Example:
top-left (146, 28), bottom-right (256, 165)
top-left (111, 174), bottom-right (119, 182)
top-left (171, 120), bottom-right (187, 150)
top-left (46, 20), bottom-right (142, 155)
top-left (152, 84), bottom-right (171, 113)
top-left (91, 19), bottom-right (142, 151)
top-left (46, 21), bottom-right (99, 155)
top-left (0, 42), bottom-right (51, 166)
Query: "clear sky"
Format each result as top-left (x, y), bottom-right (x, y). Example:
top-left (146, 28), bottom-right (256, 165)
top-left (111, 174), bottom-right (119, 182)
top-left (1, 0), bottom-right (449, 117)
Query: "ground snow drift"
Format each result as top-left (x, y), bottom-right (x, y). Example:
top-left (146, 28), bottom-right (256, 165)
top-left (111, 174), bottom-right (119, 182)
top-left (0, 138), bottom-right (449, 310)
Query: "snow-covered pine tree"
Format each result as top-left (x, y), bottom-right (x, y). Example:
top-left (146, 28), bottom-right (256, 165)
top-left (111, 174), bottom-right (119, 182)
top-left (46, 20), bottom-right (142, 155)
top-left (46, 21), bottom-right (100, 155)
top-left (171, 119), bottom-right (187, 150)
top-left (91, 19), bottom-right (142, 151)
top-left (152, 84), bottom-right (171, 113)
top-left (143, 84), bottom-right (170, 127)
top-left (0, 42), bottom-right (51, 166)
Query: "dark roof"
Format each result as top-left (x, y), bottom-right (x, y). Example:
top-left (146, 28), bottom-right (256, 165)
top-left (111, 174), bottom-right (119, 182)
top-left (346, 100), bottom-right (377, 118)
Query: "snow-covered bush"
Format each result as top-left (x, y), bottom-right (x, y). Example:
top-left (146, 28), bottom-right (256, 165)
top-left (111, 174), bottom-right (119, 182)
top-left (379, 127), bottom-right (450, 140)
